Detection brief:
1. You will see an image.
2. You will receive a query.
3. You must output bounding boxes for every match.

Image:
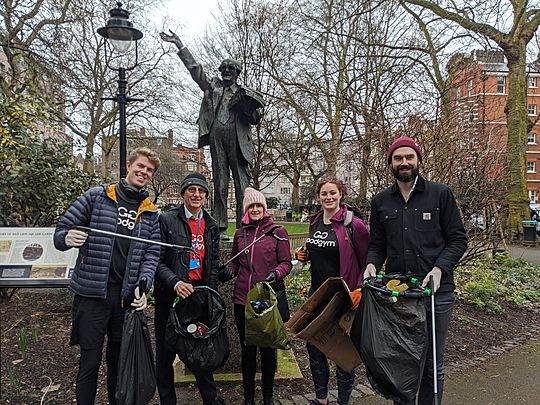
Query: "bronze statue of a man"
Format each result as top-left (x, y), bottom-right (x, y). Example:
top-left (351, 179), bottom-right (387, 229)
top-left (161, 30), bottom-right (265, 240)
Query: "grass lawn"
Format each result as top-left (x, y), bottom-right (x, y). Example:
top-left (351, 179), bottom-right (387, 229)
top-left (227, 221), bottom-right (309, 236)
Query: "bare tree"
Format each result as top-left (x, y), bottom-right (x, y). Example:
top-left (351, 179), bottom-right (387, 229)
top-left (401, 0), bottom-right (540, 236)
top-left (1, 0), bottom-right (74, 97)
top-left (39, 0), bottom-right (185, 175)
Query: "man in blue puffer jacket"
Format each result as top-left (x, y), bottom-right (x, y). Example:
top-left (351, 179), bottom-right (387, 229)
top-left (54, 147), bottom-right (161, 405)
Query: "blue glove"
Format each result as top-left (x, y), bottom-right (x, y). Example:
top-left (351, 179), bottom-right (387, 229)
top-left (265, 271), bottom-right (277, 284)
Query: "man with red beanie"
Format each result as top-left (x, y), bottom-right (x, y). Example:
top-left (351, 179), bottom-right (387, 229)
top-left (365, 136), bottom-right (468, 405)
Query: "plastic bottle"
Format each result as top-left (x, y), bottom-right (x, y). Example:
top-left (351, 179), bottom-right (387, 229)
top-left (187, 322), bottom-right (209, 336)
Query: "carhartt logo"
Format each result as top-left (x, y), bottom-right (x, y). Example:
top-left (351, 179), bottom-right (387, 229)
top-left (423, 212), bottom-right (431, 221)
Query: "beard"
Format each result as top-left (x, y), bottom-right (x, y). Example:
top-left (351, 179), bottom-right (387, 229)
top-left (392, 165), bottom-right (419, 182)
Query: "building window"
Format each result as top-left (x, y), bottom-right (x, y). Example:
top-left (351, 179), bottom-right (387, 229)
top-left (189, 153), bottom-right (196, 161)
top-left (187, 162), bottom-right (196, 171)
top-left (467, 80), bottom-right (473, 96)
top-left (529, 77), bottom-right (538, 88)
top-left (528, 132), bottom-right (536, 144)
top-left (527, 161), bottom-right (536, 173)
top-left (468, 108), bottom-right (475, 122)
top-left (528, 104), bottom-right (537, 116)
top-left (497, 76), bottom-right (505, 93)
top-left (456, 87), bottom-right (461, 101)
top-left (530, 190), bottom-right (538, 204)
top-left (280, 187), bottom-right (291, 194)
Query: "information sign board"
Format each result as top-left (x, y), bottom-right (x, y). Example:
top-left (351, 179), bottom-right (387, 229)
top-left (0, 228), bottom-right (77, 287)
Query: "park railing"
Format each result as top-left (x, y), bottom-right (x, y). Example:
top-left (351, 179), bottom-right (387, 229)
top-left (288, 233), bottom-right (309, 253)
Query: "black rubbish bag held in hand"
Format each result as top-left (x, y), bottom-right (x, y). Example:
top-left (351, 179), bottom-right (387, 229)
top-left (115, 307), bottom-right (156, 405)
top-left (245, 281), bottom-right (290, 350)
top-left (164, 286), bottom-right (229, 374)
top-left (350, 274), bottom-right (429, 403)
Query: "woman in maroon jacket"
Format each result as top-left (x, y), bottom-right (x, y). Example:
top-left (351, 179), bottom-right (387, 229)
top-left (228, 187), bottom-right (292, 405)
top-left (301, 175), bottom-right (369, 405)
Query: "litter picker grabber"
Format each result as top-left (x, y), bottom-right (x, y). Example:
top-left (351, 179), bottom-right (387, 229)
top-left (429, 275), bottom-right (439, 405)
top-left (219, 224), bottom-right (284, 269)
top-left (74, 225), bottom-right (198, 255)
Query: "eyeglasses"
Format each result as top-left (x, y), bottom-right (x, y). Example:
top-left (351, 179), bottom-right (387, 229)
top-left (185, 187), bottom-right (207, 195)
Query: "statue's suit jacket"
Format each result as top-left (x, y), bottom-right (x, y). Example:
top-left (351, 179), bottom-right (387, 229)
top-left (177, 47), bottom-right (262, 164)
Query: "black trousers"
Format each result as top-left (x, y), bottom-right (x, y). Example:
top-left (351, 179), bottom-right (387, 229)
top-left (154, 298), bottom-right (218, 404)
top-left (210, 118), bottom-right (250, 232)
top-left (234, 304), bottom-right (277, 400)
top-left (306, 342), bottom-right (355, 405)
top-left (71, 283), bottom-right (125, 405)
top-left (394, 290), bottom-right (455, 405)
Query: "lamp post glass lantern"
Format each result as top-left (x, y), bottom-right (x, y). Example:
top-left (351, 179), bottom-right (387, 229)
top-left (97, 1), bottom-right (143, 179)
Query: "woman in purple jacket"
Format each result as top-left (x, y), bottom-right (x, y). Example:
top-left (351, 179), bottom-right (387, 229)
top-left (302, 176), bottom-right (369, 405)
top-left (228, 188), bottom-right (292, 405)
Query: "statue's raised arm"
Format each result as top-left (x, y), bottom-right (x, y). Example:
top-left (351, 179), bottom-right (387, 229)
top-left (160, 29), bottom-right (183, 50)
top-left (161, 28), bottom-right (210, 92)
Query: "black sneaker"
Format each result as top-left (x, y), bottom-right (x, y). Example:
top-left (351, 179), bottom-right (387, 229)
top-left (263, 397), bottom-right (274, 405)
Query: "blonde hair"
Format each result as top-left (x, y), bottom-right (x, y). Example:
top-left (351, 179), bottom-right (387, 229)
top-left (128, 147), bottom-right (161, 171)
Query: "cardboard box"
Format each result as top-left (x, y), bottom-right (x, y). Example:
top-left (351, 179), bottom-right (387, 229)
top-left (285, 277), bottom-right (361, 372)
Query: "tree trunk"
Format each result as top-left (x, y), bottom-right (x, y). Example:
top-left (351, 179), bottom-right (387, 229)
top-left (83, 125), bottom-right (99, 174)
top-left (504, 46), bottom-right (530, 237)
top-left (291, 171), bottom-right (301, 209)
top-left (358, 119), bottom-right (372, 202)
top-left (435, 82), bottom-right (452, 182)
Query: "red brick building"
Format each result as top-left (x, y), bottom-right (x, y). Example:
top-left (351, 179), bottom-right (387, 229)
top-left (447, 50), bottom-right (540, 202)
top-left (103, 128), bottom-right (211, 205)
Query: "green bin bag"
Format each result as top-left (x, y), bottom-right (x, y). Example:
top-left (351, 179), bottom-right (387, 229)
top-left (245, 282), bottom-right (291, 350)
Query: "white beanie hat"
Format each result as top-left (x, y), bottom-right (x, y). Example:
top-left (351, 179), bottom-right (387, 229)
top-left (243, 187), bottom-right (267, 213)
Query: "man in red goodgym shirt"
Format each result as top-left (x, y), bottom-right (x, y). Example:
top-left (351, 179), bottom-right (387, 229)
top-left (154, 173), bottom-right (222, 405)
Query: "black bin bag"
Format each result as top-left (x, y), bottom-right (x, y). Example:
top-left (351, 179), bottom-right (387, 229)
top-left (115, 309), bottom-right (156, 405)
top-left (350, 274), bottom-right (429, 403)
top-left (165, 286), bottom-right (229, 374)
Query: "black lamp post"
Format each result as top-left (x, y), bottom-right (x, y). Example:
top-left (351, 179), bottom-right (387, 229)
top-left (97, 2), bottom-right (143, 179)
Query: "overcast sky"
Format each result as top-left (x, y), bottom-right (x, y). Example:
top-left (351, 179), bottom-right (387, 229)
top-left (158, 0), bottom-right (219, 43)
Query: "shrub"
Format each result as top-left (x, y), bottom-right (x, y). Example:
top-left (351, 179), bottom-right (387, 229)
top-left (285, 263), bottom-right (311, 311)
top-left (456, 251), bottom-right (540, 312)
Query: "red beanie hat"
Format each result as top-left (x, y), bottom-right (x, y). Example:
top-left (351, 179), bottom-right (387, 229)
top-left (387, 136), bottom-right (422, 163)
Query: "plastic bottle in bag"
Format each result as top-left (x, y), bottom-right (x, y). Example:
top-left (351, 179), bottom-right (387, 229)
top-left (250, 300), bottom-right (270, 314)
top-left (187, 322), bottom-right (209, 337)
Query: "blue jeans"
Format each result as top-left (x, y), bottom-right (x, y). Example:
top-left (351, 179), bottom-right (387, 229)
top-left (307, 342), bottom-right (355, 404)
top-left (394, 290), bottom-right (455, 405)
